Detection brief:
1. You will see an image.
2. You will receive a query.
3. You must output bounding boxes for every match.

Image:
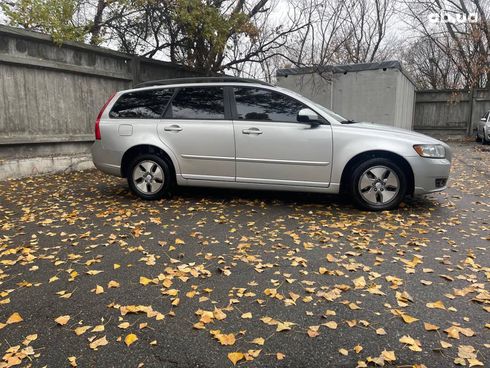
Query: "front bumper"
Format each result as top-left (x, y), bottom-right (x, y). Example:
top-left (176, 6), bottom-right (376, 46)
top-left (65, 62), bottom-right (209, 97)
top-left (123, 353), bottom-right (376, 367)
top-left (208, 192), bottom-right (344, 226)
top-left (405, 155), bottom-right (451, 195)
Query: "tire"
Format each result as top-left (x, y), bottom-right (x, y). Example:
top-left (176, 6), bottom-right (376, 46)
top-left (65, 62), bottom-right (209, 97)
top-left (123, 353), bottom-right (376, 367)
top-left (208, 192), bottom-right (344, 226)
top-left (350, 158), bottom-right (407, 211)
top-left (483, 129), bottom-right (489, 145)
top-left (127, 154), bottom-right (172, 200)
top-left (476, 133), bottom-right (482, 142)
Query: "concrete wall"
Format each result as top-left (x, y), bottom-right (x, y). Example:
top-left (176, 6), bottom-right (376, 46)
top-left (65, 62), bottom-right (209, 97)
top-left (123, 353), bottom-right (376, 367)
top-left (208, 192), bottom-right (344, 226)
top-left (394, 71), bottom-right (416, 131)
top-left (277, 67), bottom-right (415, 129)
top-left (278, 72), bottom-right (334, 108)
top-left (414, 89), bottom-right (490, 138)
top-left (332, 69), bottom-right (398, 126)
top-left (0, 25), bottom-right (200, 179)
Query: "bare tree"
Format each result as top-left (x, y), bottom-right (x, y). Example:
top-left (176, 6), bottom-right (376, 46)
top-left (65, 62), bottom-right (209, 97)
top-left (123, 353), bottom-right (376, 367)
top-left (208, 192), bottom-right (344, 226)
top-left (401, 35), bottom-right (462, 89)
top-left (400, 0), bottom-right (490, 89)
top-left (283, 0), bottom-right (397, 68)
top-left (337, 0), bottom-right (397, 63)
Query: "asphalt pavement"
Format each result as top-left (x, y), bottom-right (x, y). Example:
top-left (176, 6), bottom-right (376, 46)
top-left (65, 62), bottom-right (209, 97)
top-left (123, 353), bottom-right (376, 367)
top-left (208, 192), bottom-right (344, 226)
top-left (0, 142), bottom-right (488, 368)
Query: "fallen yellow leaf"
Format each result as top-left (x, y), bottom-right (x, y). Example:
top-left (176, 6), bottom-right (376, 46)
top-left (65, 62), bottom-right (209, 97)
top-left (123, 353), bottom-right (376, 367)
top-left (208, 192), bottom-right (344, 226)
top-left (89, 335), bottom-right (108, 350)
top-left (228, 352), bottom-right (244, 366)
top-left (323, 321), bottom-right (337, 329)
top-left (426, 300), bottom-right (446, 310)
top-left (55, 315), bottom-right (70, 326)
top-left (118, 322), bottom-right (130, 329)
top-left (92, 325), bottom-right (105, 332)
top-left (352, 276), bottom-right (366, 289)
top-left (401, 313), bottom-right (418, 324)
top-left (74, 326), bottom-right (91, 335)
top-left (68, 356), bottom-right (77, 367)
top-left (424, 322), bottom-right (439, 331)
top-left (6, 312), bottom-right (23, 324)
top-left (381, 350), bottom-right (396, 362)
top-left (125, 333), bottom-right (138, 346)
top-left (213, 308), bottom-right (227, 320)
top-left (216, 333), bottom-right (235, 346)
top-left (108, 280), bottom-right (120, 288)
top-left (139, 276), bottom-right (152, 286)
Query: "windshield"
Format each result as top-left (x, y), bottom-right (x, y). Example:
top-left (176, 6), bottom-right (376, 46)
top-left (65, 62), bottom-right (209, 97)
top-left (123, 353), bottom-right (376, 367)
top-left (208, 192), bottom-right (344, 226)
top-left (276, 86), bottom-right (349, 123)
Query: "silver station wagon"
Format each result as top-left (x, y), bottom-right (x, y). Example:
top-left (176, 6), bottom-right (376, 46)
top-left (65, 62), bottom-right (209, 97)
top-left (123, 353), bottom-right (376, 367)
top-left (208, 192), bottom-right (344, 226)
top-left (92, 77), bottom-right (451, 211)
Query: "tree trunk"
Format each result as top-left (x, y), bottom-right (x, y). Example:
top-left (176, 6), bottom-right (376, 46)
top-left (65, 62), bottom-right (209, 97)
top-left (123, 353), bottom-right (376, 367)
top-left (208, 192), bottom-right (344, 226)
top-left (90, 0), bottom-right (106, 45)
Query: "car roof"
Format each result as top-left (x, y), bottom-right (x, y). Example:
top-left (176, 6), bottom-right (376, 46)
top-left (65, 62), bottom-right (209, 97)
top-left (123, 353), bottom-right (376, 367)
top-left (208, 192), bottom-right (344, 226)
top-left (133, 76), bottom-right (272, 88)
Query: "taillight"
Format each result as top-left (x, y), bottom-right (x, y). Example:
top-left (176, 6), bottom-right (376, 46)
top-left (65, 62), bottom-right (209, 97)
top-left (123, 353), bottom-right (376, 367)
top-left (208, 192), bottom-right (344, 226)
top-left (95, 93), bottom-right (116, 140)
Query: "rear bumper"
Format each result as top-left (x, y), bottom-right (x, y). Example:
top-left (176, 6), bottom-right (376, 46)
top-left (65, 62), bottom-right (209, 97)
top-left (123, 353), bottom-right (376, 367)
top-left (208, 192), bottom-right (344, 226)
top-left (91, 141), bottom-right (122, 177)
top-left (406, 155), bottom-right (451, 195)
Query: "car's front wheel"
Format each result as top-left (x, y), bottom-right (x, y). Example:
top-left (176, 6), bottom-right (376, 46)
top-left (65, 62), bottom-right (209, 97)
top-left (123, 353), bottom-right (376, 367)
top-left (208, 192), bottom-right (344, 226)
top-left (350, 158), bottom-right (407, 211)
top-left (128, 154), bottom-right (172, 200)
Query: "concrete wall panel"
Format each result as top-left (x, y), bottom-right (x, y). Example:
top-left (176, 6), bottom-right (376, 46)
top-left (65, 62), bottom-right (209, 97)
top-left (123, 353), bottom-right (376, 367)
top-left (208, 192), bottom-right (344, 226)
top-left (277, 66), bottom-right (415, 129)
top-left (0, 25), bottom-right (200, 171)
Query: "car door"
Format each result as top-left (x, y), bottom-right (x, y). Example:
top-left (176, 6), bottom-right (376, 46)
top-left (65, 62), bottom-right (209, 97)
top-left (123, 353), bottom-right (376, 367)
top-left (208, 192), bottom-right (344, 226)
top-left (157, 86), bottom-right (235, 182)
top-left (232, 87), bottom-right (333, 187)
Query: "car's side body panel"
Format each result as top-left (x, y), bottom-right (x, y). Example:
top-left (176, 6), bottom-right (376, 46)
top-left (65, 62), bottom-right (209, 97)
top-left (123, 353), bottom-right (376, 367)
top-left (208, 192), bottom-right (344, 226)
top-left (233, 121), bottom-right (333, 187)
top-left (91, 81), bottom-right (452, 200)
top-left (157, 118), bottom-right (235, 182)
top-left (328, 123), bottom-right (451, 193)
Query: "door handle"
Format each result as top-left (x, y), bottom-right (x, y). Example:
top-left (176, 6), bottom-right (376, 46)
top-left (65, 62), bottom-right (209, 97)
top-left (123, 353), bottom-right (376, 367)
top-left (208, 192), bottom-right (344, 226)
top-left (242, 128), bottom-right (263, 135)
top-left (164, 125), bottom-right (183, 132)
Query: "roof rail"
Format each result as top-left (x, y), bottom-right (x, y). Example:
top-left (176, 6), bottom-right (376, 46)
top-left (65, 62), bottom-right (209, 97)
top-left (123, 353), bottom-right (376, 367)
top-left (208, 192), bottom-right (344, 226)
top-left (134, 76), bottom-right (272, 88)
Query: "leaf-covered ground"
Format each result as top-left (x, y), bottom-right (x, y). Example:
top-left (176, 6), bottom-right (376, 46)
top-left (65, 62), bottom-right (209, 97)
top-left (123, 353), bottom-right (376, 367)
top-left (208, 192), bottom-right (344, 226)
top-left (0, 143), bottom-right (488, 368)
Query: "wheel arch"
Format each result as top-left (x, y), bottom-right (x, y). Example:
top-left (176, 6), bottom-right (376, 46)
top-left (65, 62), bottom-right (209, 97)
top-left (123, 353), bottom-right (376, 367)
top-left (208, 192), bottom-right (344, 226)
top-left (339, 150), bottom-right (415, 196)
top-left (121, 144), bottom-right (177, 180)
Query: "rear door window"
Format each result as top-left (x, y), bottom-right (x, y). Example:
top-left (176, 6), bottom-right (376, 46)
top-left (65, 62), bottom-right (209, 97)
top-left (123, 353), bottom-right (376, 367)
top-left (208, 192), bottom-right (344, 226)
top-left (233, 87), bottom-right (307, 123)
top-left (166, 87), bottom-right (225, 120)
top-left (109, 89), bottom-right (174, 118)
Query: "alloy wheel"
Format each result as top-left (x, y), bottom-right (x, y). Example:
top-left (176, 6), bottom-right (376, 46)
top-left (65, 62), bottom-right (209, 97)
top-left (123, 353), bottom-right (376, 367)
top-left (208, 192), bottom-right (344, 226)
top-left (132, 160), bottom-right (165, 194)
top-left (358, 165), bottom-right (400, 205)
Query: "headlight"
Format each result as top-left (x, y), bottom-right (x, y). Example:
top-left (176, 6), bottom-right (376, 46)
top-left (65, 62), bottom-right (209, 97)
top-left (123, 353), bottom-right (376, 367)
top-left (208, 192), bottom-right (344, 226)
top-left (413, 144), bottom-right (446, 158)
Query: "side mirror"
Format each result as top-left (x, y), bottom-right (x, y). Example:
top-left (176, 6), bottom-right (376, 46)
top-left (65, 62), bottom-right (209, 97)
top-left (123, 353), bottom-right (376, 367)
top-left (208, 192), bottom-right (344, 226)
top-left (481, 118), bottom-right (487, 122)
top-left (298, 108), bottom-right (320, 124)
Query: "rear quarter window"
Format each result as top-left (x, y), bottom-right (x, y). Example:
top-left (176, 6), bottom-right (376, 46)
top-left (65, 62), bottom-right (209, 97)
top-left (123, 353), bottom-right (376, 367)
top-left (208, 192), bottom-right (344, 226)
top-left (109, 89), bottom-right (174, 119)
top-left (166, 87), bottom-right (225, 120)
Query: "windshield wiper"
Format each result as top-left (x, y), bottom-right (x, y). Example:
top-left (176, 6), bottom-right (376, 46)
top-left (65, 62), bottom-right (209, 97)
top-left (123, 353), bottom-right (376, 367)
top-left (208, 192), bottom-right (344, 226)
top-left (341, 119), bottom-right (357, 124)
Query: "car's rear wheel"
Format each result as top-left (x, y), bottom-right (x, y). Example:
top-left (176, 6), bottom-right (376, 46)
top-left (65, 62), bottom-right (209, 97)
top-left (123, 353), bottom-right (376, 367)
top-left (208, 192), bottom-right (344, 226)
top-left (128, 154), bottom-right (172, 200)
top-left (350, 158), bottom-right (407, 211)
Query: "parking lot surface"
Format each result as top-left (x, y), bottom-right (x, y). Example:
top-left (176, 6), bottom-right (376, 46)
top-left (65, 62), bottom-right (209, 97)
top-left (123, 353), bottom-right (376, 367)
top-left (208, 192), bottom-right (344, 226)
top-left (0, 143), bottom-right (488, 367)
